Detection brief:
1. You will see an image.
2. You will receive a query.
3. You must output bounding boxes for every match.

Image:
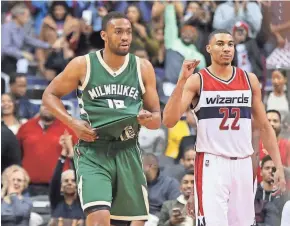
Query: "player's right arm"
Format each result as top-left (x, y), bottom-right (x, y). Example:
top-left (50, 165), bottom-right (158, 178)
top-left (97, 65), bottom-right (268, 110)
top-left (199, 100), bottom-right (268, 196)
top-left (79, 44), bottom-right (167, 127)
top-left (42, 56), bottom-right (97, 142)
top-left (163, 60), bottom-right (200, 128)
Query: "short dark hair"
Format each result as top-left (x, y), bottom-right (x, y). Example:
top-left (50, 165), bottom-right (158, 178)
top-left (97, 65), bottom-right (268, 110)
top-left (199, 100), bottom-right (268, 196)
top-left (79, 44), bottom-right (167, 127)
top-left (182, 146), bottom-right (195, 159)
top-left (142, 153), bottom-right (159, 168)
top-left (9, 72), bottom-right (26, 85)
top-left (208, 29), bottom-right (232, 43)
top-left (101, 11), bottom-right (129, 31)
top-left (181, 169), bottom-right (194, 182)
top-left (261, 155), bottom-right (272, 168)
top-left (266, 109), bottom-right (281, 122)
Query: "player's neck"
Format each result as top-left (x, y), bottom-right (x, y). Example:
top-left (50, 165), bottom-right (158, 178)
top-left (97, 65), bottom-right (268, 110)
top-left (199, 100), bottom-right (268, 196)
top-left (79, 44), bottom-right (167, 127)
top-left (208, 64), bottom-right (233, 80)
top-left (102, 48), bottom-right (126, 71)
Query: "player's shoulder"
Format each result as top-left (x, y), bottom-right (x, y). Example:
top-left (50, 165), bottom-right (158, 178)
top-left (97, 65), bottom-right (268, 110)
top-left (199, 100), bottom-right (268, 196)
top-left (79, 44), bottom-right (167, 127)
top-left (187, 73), bottom-right (201, 85)
top-left (247, 72), bottom-right (260, 87)
top-left (137, 57), bottom-right (153, 70)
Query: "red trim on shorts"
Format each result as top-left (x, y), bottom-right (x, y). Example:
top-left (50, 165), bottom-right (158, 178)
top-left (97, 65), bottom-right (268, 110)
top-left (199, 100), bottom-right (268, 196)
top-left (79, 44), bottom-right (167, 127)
top-left (195, 152), bottom-right (205, 216)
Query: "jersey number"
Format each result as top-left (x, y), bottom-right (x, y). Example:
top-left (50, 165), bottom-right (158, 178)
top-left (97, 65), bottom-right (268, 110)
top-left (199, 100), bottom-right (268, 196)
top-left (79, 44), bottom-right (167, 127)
top-left (219, 107), bottom-right (240, 130)
top-left (107, 99), bottom-right (126, 109)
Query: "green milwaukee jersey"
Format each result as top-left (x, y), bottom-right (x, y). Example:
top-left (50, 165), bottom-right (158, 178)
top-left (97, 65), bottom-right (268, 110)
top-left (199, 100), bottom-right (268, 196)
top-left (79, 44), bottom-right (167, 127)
top-left (77, 50), bottom-right (145, 140)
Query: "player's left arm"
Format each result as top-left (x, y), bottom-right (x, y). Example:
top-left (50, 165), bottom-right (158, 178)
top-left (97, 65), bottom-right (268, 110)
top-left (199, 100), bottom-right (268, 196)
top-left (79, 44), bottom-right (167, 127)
top-left (251, 118), bottom-right (260, 182)
top-left (138, 58), bottom-right (161, 130)
top-left (249, 72), bottom-right (286, 190)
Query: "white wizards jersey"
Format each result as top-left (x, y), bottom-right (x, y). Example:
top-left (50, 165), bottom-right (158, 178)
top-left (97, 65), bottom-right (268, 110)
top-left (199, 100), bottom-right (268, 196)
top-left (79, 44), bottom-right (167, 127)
top-left (192, 67), bottom-right (254, 158)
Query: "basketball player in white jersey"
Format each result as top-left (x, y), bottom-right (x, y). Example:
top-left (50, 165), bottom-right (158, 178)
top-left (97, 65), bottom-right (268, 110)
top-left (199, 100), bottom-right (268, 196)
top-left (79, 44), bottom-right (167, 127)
top-left (162, 29), bottom-right (286, 226)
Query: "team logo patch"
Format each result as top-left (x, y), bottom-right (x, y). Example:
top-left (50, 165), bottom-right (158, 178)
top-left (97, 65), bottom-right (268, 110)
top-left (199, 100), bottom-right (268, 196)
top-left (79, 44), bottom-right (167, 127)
top-left (205, 160), bottom-right (209, 167)
top-left (120, 125), bottom-right (136, 141)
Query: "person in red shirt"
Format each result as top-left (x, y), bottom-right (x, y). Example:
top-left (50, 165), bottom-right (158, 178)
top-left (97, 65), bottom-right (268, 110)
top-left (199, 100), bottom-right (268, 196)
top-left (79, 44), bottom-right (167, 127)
top-left (257, 109), bottom-right (290, 189)
top-left (17, 105), bottom-right (77, 196)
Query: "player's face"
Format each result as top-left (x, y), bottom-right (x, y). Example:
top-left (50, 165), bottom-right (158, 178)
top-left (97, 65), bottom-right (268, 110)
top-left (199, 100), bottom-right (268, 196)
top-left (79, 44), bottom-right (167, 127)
top-left (207, 34), bottom-right (235, 66)
top-left (180, 174), bottom-right (194, 198)
top-left (272, 70), bottom-right (286, 92)
top-left (61, 171), bottom-right (77, 195)
top-left (261, 160), bottom-right (275, 184)
top-left (267, 112), bottom-right (281, 136)
top-left (102, 18), bottom-right (132, 56)
top-left (181, 150), bottom-right (196, 170)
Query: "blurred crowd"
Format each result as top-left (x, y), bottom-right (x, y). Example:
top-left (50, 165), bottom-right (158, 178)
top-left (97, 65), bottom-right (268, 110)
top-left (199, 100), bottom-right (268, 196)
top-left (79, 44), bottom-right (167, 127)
top-left (1, 1), bottom-right (290, 226)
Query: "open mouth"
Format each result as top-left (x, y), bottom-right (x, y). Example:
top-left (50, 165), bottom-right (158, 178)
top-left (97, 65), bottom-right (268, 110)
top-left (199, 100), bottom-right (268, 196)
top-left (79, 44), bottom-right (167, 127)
top-left (120, 44), bottom-right (129, 48)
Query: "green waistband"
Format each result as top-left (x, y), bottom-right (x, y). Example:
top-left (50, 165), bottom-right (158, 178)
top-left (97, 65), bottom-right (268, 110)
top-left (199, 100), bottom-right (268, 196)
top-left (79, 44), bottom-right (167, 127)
top-left (77, 138), bottom-right (137, 150)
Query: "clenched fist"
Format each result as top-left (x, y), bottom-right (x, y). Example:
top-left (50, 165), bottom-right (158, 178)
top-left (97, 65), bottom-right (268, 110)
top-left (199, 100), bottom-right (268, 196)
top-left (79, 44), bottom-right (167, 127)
top-left (179, 60), bottom-right (200, 82)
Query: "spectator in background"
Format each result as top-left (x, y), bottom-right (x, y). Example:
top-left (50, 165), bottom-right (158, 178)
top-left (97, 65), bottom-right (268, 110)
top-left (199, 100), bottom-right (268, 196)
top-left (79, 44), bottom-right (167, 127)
top-left (125, 3), bottom-right (159, 60)
top-left (266, 69), bottom-right (289, 117)
top-left (258, 110), bottom-right (290, 189)
top-left (36, 1), bottom-right (81, 81)
top-left (9, 73), bottom-right (38, 120)
top-left (158, 170), bottom-right (195, 226)
top-left (163, 146), bottom-right (196, 182)
top-left (143, 153), bottom-right (180, 218)
top-left (17, 105), bottom-right (77, 196)
top-left (213, 0), bottom-right (262, 38)
top-left (164, 2), bottom-right (206, 85)
top-left (183, 1), bottom-right (216, 65)
top-left (1, 165), bottom-right (32, 226)
top-left (266, 1), bottom-right (290, 69)
top-left (133, 45), bottom-right (149, 60)
top-left (1, 3), bottom-right (61, 75)
top-left (151, 27), bottom-right (165, 68)
top-left (48, 130), bottom-right (84, 226)
top-left (1, 121), bottom-right (21, 173)
top-left (255, 156), bottom-right (281, 226)
top-left (1, 93), bottom-right (27, 135)
top-left (232, 21), bottom-right (263, 80)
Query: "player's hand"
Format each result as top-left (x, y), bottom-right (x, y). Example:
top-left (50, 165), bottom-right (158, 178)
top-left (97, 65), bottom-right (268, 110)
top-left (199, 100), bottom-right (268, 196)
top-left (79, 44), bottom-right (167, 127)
top-left (179, 60), bottom-right (200, 82)
top-left (137, 109), bottom-right (153, 126)
top-left (69, 118), bottom-right (98, 142)
top-left (186, 192), bottom-right (195, 219)
top-left (273, 167), bottom-right (286, 195)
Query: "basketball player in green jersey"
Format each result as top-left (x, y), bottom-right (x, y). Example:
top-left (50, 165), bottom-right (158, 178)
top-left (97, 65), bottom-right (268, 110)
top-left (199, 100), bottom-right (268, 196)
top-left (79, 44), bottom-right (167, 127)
top-left (42, 12), bottom-right (161, 226)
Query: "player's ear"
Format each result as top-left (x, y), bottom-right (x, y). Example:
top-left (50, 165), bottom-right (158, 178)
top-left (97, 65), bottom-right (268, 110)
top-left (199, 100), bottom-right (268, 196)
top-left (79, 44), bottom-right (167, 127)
top-left (100, 31), bottom-right (107, 42)
top-left (206, 44), bottom-right (211, 54)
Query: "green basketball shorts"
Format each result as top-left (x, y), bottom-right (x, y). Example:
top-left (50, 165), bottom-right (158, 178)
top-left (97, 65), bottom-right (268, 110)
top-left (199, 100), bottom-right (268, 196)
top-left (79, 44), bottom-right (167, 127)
top-left (73, 139), bottom-right (149, 221)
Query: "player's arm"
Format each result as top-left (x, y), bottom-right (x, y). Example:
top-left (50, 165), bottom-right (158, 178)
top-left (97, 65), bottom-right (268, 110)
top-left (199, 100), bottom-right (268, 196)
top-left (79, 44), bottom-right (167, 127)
top-left (251, 118), bottom-right (260, 182)
top-left (139, 58), bottom-right (161, 130)
top-left (163, 74), bottom-right (200, 128)
top-left (42, 57), bottom-right (85, 125)
top-left (42, 56), bottom-right (96, 142)
top-left (249, 72), bottom-right (286, 190)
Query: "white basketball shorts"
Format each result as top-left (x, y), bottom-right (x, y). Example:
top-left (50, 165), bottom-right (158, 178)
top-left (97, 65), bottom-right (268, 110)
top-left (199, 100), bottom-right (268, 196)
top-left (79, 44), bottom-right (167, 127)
top-left (194, 153), bottom-right (255, 226)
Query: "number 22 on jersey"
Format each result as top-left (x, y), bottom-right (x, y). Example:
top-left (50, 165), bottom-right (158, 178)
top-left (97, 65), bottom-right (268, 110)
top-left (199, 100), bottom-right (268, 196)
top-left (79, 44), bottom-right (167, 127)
top-left (219, 107), bottom-right (240, 130)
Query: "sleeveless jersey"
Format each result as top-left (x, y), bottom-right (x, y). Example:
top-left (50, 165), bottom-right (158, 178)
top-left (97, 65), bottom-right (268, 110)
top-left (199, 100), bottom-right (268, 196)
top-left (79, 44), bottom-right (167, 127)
top-left (192, 67), bottom-right (253, 158)
top-left (77, 50), bottom-right (145, 139)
